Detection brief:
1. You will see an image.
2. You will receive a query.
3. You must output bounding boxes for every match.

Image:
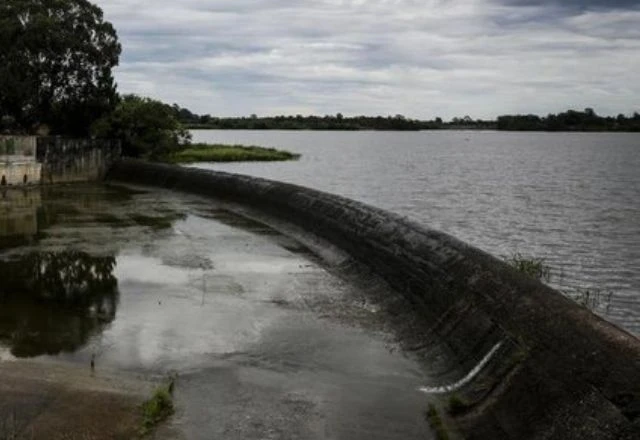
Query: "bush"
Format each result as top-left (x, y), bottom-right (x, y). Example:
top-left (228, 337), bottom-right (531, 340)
top-left (504, 253), bottom-right (551, 282)
top-left (92, 94), bottom-right (191, 158)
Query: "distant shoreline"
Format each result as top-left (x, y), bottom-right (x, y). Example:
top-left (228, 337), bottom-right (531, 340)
top-left (186, 126), bottom-right (640, 133)
top-left (179, 108), bottom-right (640, 132)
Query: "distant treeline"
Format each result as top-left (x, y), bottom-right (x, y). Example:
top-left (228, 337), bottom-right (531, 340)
top-left (170, 106), bottom-right (640, 132)
top-left (496, 108), bottom-right (640, 132)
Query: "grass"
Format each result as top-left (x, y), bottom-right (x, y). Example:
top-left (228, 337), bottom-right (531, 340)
top-left (447, 395), bottom-right (470, 416)
top-left (426, 404), bottom-right (450, 440)
top-left (163, 143), bottom-right (300, 163)
top-left (504, 252), bottom-right (551, 282)
top-left (504, 252), bottom-right (616, 312)
top-left (574, 288), bottom-right (613, 310)
top-left (139, 381), bottom-right (175, 437)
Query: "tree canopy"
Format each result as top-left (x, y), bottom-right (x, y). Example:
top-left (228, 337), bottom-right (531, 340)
top-left (92, 94), bottom-right (191, 158)
top-left (0, 0), bottom-right (121, 135)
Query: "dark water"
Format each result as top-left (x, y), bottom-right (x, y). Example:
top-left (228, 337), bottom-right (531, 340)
top-left (190, 130), bottom-right (640, 336)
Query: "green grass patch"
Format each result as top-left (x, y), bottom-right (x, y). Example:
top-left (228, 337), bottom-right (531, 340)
top-left (504, 252), bottom-right (551, 282)
top-left (163, 143), bottom-right (300, 163)
top-left (139, 382), bottom-right (174, 437)
top-left (447, 395), bottom-right (470, 416)
top-left (426, 404), bottom-right (450, 440)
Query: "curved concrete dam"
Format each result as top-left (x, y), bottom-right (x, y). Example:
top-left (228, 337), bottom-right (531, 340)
top-left (107, 159), bottom-right (640, 440)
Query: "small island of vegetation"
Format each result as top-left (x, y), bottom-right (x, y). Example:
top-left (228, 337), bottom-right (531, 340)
top-left (163, 143), bottom-right (300, 164)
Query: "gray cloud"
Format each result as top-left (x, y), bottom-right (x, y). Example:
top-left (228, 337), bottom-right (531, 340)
top-left (500, 0), bottom-right (640, 9)
top-left (97, 0), bottom-right (640, 119)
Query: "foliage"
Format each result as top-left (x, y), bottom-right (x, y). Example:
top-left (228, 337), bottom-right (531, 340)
top-left (171, 106), bottom-right (450, 131)
top-left (426, 404), bottom-right (450, 440)
top-left (504, 253), bottom-right (617, 313)
top-left (447, 395), bottom-right (470, 416)
top-left (574, 288), bottom-right (613, 311)
top-left (140, 382), bottom-right (174, 436)
top-left (92, 94), bottom-right (191, 158)
top-left (163, 143), bottom-right (300, 163)
top-left (169, 103), bottom-right (640, 132)
top-left (0, 0), bottom-right (121, 135)
top-left (496, 108), bottom-right (640, 132)
top-left (504, 253), bottom-right (551, 282)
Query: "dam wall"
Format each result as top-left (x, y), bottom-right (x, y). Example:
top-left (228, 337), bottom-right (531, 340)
top-left (107, 159), bottom-right (640, 440)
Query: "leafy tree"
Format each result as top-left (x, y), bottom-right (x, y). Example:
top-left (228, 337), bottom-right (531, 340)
top-left (92, 94), bottom-right (191, 158)
top-left (0, 0), bottom-right (121, 135)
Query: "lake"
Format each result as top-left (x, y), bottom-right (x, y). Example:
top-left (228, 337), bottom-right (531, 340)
top-left (191, 129), bottom-right (640, 336)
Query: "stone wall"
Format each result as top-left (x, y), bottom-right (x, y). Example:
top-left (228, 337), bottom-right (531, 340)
top-left (37, 137), bottom-right (121, 184)
top-left (0, 136), bottom-right (36, 158)
top-left (0, 162), bottom-right (42, 186)
top-left (107, 159), bottom-right (640, 440)
top-left (1, 136), bottom-right (120, 186)
top-left (0, 136), bottom-right (41, 186)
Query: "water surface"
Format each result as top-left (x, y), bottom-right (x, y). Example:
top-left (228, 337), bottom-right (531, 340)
top-left (190, 130), bottom-right (640, 335)
top-left (0, 184), bottom-right (434, 439)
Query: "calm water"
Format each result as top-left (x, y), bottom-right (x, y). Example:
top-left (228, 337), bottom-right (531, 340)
top-left (191, 130), bottom-right (640, 336)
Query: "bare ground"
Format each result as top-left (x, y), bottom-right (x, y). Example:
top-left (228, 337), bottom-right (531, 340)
top-left (0, 359), bottom-right (157, 440)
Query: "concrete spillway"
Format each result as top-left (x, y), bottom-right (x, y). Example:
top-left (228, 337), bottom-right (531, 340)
top-left (107, 159), bottom-right (640, 440)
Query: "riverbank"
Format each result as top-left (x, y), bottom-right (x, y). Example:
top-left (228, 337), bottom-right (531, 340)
top-left (163, 143), bottom-right (300, 163)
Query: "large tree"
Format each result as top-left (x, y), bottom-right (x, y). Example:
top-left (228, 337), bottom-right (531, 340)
top-left (92, 94), bottom-right (191, 158)
top-left (0, 0), bottom-right (121, 135)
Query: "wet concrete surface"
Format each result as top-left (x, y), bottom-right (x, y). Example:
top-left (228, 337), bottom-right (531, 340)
top-left (0, 359), bottom-right (156, 440)
top-left (0, 184), bottom-right (435, 439)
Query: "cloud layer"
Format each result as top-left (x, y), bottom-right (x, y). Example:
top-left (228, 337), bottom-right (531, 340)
top-left (96, 0), bottom-right (640, 119)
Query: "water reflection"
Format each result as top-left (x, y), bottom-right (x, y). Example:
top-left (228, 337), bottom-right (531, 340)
top-left (0, 251), bottom-right (119, 358)
top-left (0, 189), bottom-right (41, 249)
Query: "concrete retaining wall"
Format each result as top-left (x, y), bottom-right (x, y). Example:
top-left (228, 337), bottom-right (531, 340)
top-left (1, 136), bottom-right (120, 186)
top-left (107, 159), bottom-right (640, 440)
top-left (0, 136), bottom-right (41, 186)
top-left (0, 136), bottom-right (36, 157)
top-left (37, 137), bottom-right (121, 184)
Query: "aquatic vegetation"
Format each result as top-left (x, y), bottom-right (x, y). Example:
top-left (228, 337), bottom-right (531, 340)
top-left (573, 288), bottom-right (613, 311)
top-left (162, 143), bottom-right (300, 163)
top-left (447, 395), bottom-right (470, 416)
top-left (504, 253), bottom-right (616, 313)
top-left (504, 253), bottom-right (551, 282)
top-left (426, 404), bottom-right (450, 440)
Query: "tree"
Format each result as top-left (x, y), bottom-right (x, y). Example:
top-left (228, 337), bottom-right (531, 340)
top-left (92, 95), bottom-right (191, 158)
top-left (0, 0), bottom-right (121, 135)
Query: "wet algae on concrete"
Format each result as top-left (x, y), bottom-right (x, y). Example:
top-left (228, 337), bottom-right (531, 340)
top-left (0, 184), bottom-right (439, 439)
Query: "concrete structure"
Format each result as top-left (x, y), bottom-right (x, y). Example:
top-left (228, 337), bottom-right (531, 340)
top-left (37, 137), bottom-right (120, 184)
top-left (107, 159), bottom-right (640, 440)
top-left (0, 136), bottom-right (120, 186)
top-left (0, 136), bottom-right (42, 186)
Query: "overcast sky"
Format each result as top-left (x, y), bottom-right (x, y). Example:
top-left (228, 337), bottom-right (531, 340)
top-left (96, 0), bottom-right (640, 119)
